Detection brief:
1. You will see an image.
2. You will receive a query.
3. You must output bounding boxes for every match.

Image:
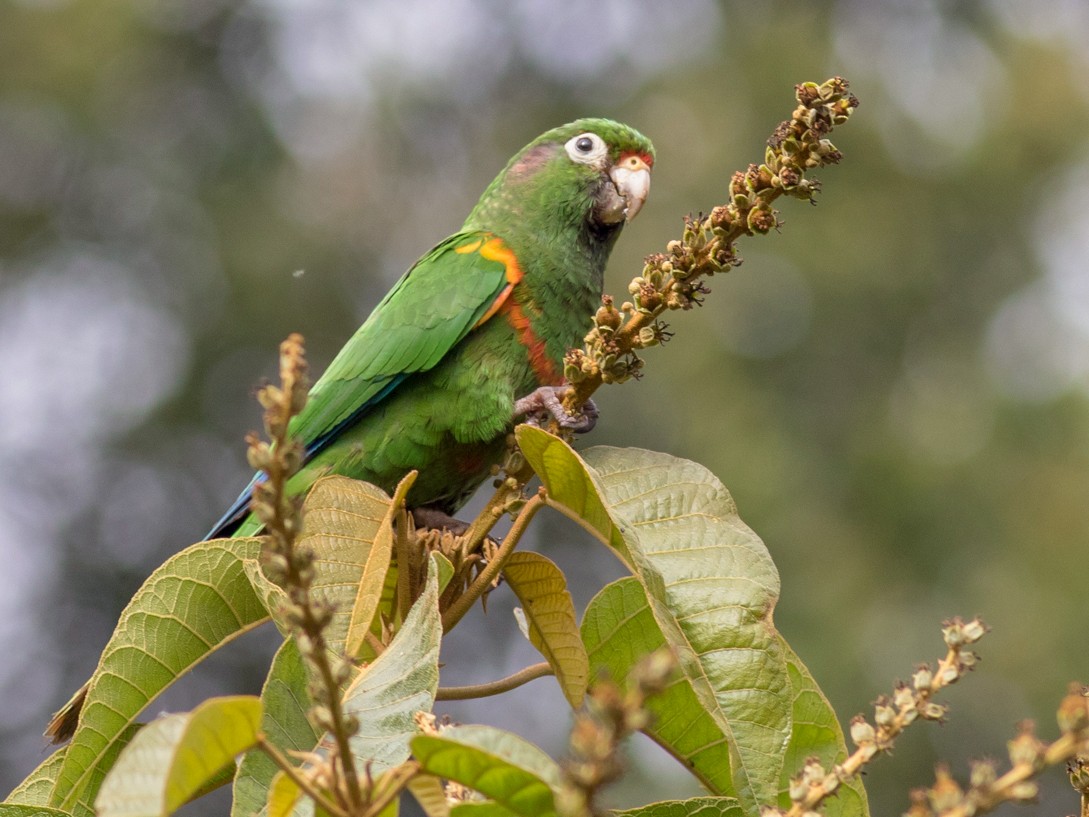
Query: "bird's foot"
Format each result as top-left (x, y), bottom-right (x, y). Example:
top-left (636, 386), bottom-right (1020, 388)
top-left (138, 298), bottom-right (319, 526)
top-left (513, 386), bottom-right (598, 433)
top-left (412, 507), bottom-right (471, 536)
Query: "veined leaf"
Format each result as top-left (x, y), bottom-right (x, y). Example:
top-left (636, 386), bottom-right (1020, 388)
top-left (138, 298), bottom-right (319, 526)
top-left (50, 538), bottom-right (268, 812)
top-left (451, 804), bottom-right (518, 817)
top-left (291, 476), bottom-right (393, 659)
top-left (612, 796), bottom-right (744, 817)
top-left (266, 772), bottom-right (303, 817)
top-left (582, 578), bottom-right (735, 796)
top-left (95, 696), bottom-right (261, 817)
top-left (338, 552), bottom-right (443, 772)
top-left (503, 552), bottom-right (588, 707)
top-left (522, 428), bottom-right (868, 817)
top-left (406, 775), bottom-right (450, 817)
top-left (231, 639), bottom-right (320, 817)
top-left (0, 806), bottom-right (71, 816)
top-left (778, 639), bottom-right (868, 817)
top-left (411, 724), bottom-right (563, 817)
top-left (4, 747), bottom-right (66, 807)
top-left (517, 427), bottom-right (790, 812)
top-left (347, 472), bottom-right (415, 657)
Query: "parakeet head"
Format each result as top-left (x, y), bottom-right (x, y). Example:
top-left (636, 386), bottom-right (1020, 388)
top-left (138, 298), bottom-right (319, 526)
top-left (465, 118), bottom-right (654, 242)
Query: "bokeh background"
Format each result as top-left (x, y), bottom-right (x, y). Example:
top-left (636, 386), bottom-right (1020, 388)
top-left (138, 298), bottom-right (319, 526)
top-left (3, 0), bottom-right (1089, 814)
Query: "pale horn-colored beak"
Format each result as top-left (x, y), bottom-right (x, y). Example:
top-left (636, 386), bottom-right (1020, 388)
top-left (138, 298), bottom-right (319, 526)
top-left (609, 155), bottom-right (652, 222)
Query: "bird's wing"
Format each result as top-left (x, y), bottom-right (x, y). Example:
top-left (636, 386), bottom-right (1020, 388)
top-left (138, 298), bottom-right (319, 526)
top-left (207, 231), bottom-right (522, 539)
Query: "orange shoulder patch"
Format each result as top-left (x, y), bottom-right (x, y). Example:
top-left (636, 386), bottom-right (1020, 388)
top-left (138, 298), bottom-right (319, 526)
top-left (459, 234), bottom-right (524, 327)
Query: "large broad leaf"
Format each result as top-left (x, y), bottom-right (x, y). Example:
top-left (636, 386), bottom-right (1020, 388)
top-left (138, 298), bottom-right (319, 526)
top-left (0, 807), bottom-right (71, 816)
top-left (231, 639), bottom-right (320, 817)
top-left (290, 476), bottom-right (395, 660)
top-left (242, 475), bottom-right (397, 657)
top-left (581, 578), bottom-right (736, 795)
top-left (4, 748), bottom-right (66, 807)
top-left (522, 428), bottom-right (868, 817)
top-left (778, 639), bottom-right (868, 817)
top-left (407, 775), bottom-right (450, 817)
top-left (338, 552), bottom-right (443, 772)
top-left (50, 538), bottom-right (268, 812)
top-left (411, 724), bottom-right (564, 817)
top-left (503, 551), bottom-right (588, 707)
top-left (517, 427), bottom-right (791, 813)
top-left (95, 696), bottom-right (261, 817)
top-left (612, 797), bottom-right (744, 817)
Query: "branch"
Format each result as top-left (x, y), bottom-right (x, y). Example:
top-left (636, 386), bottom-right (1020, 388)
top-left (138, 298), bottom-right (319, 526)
top-left (561, 77), bottom-right (858, 416)
top-left (904, 684), bottom-right (1089, 817)
top-left (256, 734), bottom-right (348, 817)
top-left (248, 334), bottom-right (365, 813)
top-left (436, 662), bottom-right (554, 700)
top-left (441, 491), bottom-right (545, 631)
top-left (773, 617), bottom-right (987, 817)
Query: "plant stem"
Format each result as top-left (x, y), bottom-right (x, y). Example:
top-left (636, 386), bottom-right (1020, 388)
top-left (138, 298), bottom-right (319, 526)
top-left (257, 734), bottom-right (349, 817)
top-left (362, 761), bottom-right (420, 817)
top-left (436, 662), bottom-right (554, 700)
top-left (441, 492), bottom-right (545, 631)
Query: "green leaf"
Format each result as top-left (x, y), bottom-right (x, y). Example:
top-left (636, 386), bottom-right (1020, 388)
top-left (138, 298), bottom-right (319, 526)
top-left (503, 551), bottom-right (589, 707)
top-left (51, 538), bottom-right (268, 812)
top-left (429, 725), bottom-right (564, 791)
top-left (517, 427), bottom-right (790, 812)
top-left (406, 775), bottom-right (450, 817)
top-left (411, 725), bottom-right (562, 817)
top-left (266, 772), bottom-right (303, 817)
top-left (450, 804), bottom-right (517, 817)
top-left (293, 476), bottom-right (394, 659)
top-left (611, 796), bottom-right (744, 817)
top-left (4, 747), bottom-right (66, 807)
top-left (69, 726), bottom-right (142, 817)
top-left (337, 552), bottom-right (443, 772)
top-left (0, 806), bottom-right (72, 816)
top-left (778, 639), bottom-right (868, 817)
top-left (582, 579), bottom-right (735, 796)
top-left (232, 639), bottom-right (320, 817)
top-left (95, 696), bottom-right (261, 817)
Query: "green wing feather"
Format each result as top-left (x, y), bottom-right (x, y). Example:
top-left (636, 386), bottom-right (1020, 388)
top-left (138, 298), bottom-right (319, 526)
top-left (207, 230), bottom-right (514, 539)
top-left (293, 231), bottom-right (513, 450)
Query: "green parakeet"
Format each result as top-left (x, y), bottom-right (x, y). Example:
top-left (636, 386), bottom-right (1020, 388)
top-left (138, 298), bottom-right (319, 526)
top-left (44, 119), bottom-right (653, 746)
top-left (210, 118), bottom-right (654, 538)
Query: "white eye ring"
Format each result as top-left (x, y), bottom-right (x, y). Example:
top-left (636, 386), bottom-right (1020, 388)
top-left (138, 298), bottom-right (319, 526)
top-left (564, 132), bottom-right (608, 166)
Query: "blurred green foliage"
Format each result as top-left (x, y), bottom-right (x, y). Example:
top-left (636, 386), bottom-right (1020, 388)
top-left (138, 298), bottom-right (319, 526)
top-left (3, 1), bottom-right (1089, 815)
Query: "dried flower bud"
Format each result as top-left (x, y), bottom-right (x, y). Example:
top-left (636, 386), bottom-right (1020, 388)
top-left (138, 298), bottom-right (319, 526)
top-left (912, 666), bottom-right (933, 693)
top-left (874, 700), bottom-right (897, 728)
top-left (921, 702), bottom-right (947, 721)
top-left (787, 775), bottom-right (808, 803)
top-left (1068, 756), bottom-right (1089, 794)
top-left (1056, 683), bottom-right (1089, 734)
top-left (1007, 781), bottom-right (1039, 802)
top-left (595, 304), bottom-right (621, 331)
top-left (709, 205), bottom-right (735, 231)
top-left (927, 765), bottom-right (963, 812)
top-left (850, 716), bottom-right (875, 746)
top-left (904, 788), bottom-right (934, 817)
top-left (747, 204), bottom-right (777, 234)
top-left (893, 683), bottom-right (916, 711)
top-left (1007, 721), bottom-right (1044, 768)
top-left (968, 758), bottom-right (997, 789)
top-left (801, 757), bottom-right (825, 785)
top-left (961, 618), bottom-right (987, 643)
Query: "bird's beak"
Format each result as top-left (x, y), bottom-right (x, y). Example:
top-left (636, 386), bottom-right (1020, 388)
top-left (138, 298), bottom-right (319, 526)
top-left (609, 156), bottom-right (652, 222)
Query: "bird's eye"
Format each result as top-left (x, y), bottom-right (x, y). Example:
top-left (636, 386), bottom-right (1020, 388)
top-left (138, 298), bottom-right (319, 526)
top-left (564, 132), bottom-right (607, 165)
